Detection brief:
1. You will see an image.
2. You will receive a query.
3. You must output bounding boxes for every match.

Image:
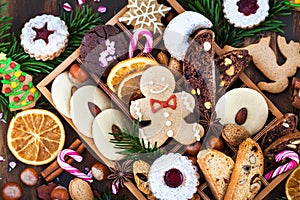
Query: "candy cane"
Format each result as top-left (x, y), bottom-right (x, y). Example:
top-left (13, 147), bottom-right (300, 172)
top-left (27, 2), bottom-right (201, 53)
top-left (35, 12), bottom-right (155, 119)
top-left (264, 150), bottom-right (299, 180)
top-left (128, 29), bottom-right (153, 58)
top-left (63, 3), bottom-right (72, 12)
top-left (57, 149), bottom-right (93, 182)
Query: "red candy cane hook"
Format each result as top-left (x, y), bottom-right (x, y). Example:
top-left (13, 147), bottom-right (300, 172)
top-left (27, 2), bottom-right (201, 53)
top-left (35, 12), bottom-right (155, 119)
top-left (264, 150), bottom-right (299, 181)
top-left (128, 28), bottom-right (153, 59)
top-left (57, 149), bottom-right (93, 182)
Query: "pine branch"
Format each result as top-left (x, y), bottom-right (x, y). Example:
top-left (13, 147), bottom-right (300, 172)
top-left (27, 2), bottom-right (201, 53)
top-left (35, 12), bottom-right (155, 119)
top-left (94, 192), bottom-right (126, 200)
top-left (109, 121), bottom-right (161, 156)
top-left (177, 0), bottom-right (292, 47)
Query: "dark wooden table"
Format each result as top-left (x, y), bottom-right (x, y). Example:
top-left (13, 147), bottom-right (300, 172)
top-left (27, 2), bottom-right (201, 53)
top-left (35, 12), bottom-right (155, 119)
top-left (0, 0), bottom-right (299, 199)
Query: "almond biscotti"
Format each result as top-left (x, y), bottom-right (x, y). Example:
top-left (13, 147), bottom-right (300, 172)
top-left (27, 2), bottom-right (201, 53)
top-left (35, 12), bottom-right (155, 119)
top-left (224, 138), bottom-right (264, 200)
top-left (197, 149), bottom-right (234, 200)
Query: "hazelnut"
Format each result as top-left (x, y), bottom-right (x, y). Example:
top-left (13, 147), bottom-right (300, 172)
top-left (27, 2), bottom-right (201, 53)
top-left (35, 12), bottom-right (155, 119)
top-left (188, 156), bottom-right (198, 167)
top-left (235, 107), bottom-right (248, 125)
top-left (184, 141), bottom-right (202, 157)
top-left (91, 162), bottom-right (110, 181)
top-left (208, 135), bottom-right (224, 151)
top-left (2, 182), bottom-right (22, 200)
top-left (20, 167), bottom-right (39, 186)
top-left (68, 63), bottom-right (89, 84)
top-left (50, 186), bottom-right (70, 200)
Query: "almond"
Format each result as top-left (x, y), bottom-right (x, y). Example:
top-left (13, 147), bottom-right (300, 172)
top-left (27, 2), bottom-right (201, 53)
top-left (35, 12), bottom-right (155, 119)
top-left (235, 107), bottom-right (248, 125)
top-left (225, 65), bottom-right (235, 76)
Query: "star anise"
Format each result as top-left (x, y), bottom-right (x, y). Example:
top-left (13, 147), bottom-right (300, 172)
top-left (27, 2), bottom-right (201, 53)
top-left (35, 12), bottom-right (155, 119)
top-left (108, 160), bottom-right (134, 187)
top-left (199, 110), bottom-right (223, 135)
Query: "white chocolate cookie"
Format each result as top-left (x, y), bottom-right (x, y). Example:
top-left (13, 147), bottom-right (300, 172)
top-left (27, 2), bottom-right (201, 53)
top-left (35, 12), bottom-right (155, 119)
top-left (163, 11), bottom-right (212, 61)
top-left (215, 88), bottom-right (268, 135)
top-left (92, 109), bottom-right (129, 161)
top-left (51, 72), bottom-right (73, 118)
top-left (71, 85), bottom-right (111, 137)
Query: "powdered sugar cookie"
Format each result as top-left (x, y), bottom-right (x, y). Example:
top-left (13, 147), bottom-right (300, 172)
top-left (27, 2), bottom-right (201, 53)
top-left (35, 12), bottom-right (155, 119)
top-left (163, 11), bottom-right (212, 61)
top-left (71, 85), bottom-right (111, 137)
top-left (130, 66), bottom-right (204, 147)
top-left (215, 88), bottom-right (268, 135)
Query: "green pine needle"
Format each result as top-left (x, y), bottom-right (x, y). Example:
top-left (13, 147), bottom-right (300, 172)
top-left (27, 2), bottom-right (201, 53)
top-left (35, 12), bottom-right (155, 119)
top-left (0, 3), bottom-right (102, 119)
top-left (94, 192), bottom-right (125, 200)
top-left (177, 0), bottom-right (292, 47)
top-left (109, 121), bottom-right (161, 157)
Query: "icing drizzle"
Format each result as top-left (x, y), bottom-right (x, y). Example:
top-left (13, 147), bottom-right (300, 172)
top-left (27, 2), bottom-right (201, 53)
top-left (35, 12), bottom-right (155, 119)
top-left (0, 55), bottom-right (39, 109)
top-left (131, 101), bottom-right (142, 121)
top-left (180, 91), bottom-right (193, 112)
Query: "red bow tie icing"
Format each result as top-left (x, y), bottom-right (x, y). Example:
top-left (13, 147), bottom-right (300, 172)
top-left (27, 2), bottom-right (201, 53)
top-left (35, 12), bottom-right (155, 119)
top-left (150, 94), bottom-right (177, 113)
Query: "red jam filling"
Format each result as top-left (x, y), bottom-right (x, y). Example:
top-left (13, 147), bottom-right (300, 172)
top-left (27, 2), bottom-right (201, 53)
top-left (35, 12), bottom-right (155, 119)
top-left (32, 23), bottom-right (54, 44)
top-left (164, 168), bottom-right (183, 188)
top-left (237, 0), bottom-right (259, 16)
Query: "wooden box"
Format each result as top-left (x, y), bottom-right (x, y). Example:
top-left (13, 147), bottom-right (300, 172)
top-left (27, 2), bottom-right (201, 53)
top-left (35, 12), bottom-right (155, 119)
top-left (37, 0), bottom-right (292, 199)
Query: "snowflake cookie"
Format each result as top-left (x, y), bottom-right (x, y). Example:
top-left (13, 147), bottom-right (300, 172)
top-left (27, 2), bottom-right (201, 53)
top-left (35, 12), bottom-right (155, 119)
top-left (119, 0), bottom-right (171, 34)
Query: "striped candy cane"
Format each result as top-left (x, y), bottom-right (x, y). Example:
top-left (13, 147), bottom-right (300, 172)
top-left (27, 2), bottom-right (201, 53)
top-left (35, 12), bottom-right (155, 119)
top-left (264, 150), bottom-right (299, 180)
top-left (128, 28), bottom-right (153, 58)
top-left (57, 149), bottom-right (93, 182)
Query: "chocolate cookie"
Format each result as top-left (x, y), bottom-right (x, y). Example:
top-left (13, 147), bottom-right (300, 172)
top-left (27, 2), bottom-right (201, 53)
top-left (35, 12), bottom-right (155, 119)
top-left (183, 29), bottom-right (215, 112)
top-left (80, 25), bottom-right (128, 79)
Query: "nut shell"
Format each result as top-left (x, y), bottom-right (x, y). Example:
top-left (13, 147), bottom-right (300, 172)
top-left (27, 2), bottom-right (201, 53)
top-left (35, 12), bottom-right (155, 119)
top-left (20, 167), bottom-right (39, 186)
top-left (50, 186), bottom-right (70, 200)
top-left (208, 135), bottom-right (224, 151)
top-left (91, 162), bottom-right (110, 181)
top-left (69, 178), bottom-right (93, 200)
top-left (184, 141), bottom-right (202, 157)
top-left (2, 182), bottom-right (22, 200)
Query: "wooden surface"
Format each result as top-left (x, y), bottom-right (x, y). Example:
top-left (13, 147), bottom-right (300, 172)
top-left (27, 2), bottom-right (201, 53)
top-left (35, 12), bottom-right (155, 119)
top-left (0, 0), bottom-right (299, 199)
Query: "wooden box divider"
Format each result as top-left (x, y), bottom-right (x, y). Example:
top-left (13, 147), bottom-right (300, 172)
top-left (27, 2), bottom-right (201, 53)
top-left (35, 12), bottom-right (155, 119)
top-left (37, 1), bottom-right (292, 199)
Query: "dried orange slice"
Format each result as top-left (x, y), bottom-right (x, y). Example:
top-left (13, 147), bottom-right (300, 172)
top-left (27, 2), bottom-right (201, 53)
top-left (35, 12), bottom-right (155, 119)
top-left (117, 71), bottom-right (144, 104)
top-left (7, 109), bottom-right (65, 165)
top-left (107, 57), bottom-right (158, 93)
top-left (286, 165), bottom-right (300, 200)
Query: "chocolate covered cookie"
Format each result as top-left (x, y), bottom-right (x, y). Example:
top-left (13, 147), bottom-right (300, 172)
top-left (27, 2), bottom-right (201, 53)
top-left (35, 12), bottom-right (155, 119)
top-left (80, 25), bottom-right (128, 79)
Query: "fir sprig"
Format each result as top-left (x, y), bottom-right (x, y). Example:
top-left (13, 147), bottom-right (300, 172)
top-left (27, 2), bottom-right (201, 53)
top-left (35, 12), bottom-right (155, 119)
top-left (94, 192), bottom-right (125, 200)
top-left (177, 0), bottom-right (292, 47)
top-left (0, 4), bottom-right (102, 119)
top-left (109, 121), bottom-right (161, 156)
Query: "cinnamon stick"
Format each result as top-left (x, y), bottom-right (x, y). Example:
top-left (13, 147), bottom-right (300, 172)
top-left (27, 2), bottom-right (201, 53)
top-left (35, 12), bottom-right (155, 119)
top-left (45, 143), bottom-right (85, 182)
top-left (40, 139), bottom-right (84, 181)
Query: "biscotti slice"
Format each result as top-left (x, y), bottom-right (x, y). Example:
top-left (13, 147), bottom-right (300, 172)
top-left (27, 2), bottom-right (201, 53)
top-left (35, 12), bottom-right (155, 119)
top-left (215, 50), bottom-right (251, 90)
top-left (183, 29), bottom-right (215, 111)
top-left (261, 113), bottom-right (298, 150)
top-left (264, 131), bottom-right (300, 172)
top-left (197, 149), bottom-right (234, 200)
top-left (224, 138), bottom-right (264, 200)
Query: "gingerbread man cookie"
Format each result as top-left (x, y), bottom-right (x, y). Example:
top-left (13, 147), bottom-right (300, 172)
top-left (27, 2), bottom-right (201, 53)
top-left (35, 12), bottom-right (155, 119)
top-left (130, 66), bottom-right (204, 147)
top-left (0, 52), bottom-right (40, 111)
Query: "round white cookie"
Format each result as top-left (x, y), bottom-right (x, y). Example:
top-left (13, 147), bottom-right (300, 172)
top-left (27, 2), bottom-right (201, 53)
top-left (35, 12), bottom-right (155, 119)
top-left (163, 11), bottom-right (212, 61)
top-left (215, 88), bottom-right (268, 135)
top-left (92, 109), bottom-right (129, 161)
top-left (51, 72), bottom-right (74, 118)
top-left (71, 85), bottom-right (111, 137)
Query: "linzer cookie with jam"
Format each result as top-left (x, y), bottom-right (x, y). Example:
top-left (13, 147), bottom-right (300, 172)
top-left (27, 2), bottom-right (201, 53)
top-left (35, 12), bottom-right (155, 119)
top-left (80, 25), bottom-right (128, 79)
top-left (215, 49), bottom-right (252, 91)
top-left (183, 29), bottom-right (215, 111)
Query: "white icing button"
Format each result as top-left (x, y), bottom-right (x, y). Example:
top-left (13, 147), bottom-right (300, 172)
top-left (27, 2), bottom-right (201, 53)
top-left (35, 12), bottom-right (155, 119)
top-left (167, 130), bottom-right (174, 137)
top-left (166, 120), bottom-right (172, 126)
top-left (163, 112), bottom-right (170, 118)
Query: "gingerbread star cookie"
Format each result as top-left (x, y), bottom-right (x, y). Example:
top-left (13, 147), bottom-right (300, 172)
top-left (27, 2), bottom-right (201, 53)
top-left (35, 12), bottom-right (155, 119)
top-left (119, 0), bottom-right (171, 34)
top-left (0, 53), bottom-right (40, 111)
top-left (129, 66), bottom-right (204, 147)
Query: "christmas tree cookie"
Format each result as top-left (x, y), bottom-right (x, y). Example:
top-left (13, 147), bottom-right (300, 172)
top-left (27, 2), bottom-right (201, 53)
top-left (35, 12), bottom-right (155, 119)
top-left (0, 52), bottom-right (40, 111)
